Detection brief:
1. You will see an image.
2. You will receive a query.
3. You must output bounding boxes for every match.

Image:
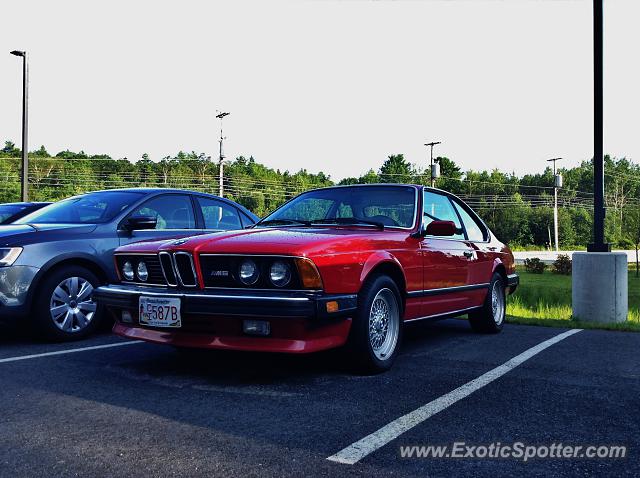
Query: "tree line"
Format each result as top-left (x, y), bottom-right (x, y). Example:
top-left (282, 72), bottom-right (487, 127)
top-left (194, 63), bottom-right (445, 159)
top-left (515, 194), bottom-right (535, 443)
top-left (1, 140), bottom-right (639, 250)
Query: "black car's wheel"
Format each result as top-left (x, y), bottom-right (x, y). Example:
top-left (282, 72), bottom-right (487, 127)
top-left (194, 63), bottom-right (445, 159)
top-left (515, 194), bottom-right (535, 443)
top-left (346, 274), bottom-right (403, 374)
top-left (469, 272), bottom-right (506, 334)
top-left (32, 265), bottom-right (104, 341)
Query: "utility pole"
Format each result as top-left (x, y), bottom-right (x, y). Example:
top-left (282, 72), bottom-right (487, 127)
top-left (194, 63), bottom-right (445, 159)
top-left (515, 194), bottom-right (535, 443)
top-left (216, 111), bottom-right (230, 197)
top-left (547, 157), bottom-right (562, 252)
top-left (424, 141), bottom-right (441, 187)
top-left (10, 50), bottom-right (28, 202)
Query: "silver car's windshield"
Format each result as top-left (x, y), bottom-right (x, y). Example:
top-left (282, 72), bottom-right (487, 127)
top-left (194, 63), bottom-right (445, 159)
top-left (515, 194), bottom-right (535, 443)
top-left (15, 191), bottom-right (144, 225)
top-left (258, 185), bottom-right (418, 229)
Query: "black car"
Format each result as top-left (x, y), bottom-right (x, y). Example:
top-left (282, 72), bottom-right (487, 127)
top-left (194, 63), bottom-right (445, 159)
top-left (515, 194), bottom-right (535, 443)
top-left (0, 188), bottom-right (258, 340)
top-left (0, 202), bottom-right (51, 224)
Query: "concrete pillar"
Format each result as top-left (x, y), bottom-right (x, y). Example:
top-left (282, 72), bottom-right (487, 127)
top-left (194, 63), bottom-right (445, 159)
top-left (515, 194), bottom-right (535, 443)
top-left (572, 252), bottom-right (628, 323)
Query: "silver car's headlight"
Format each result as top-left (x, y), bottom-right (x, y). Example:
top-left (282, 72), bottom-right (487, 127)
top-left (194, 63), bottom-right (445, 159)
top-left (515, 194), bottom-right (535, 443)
top-left (0, 247), bottom-right (22, 267)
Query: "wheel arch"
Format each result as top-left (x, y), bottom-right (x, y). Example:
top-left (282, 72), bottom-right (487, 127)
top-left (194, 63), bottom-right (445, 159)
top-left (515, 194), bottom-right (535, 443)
top-left (492, 259), bottom-right (508, 285)
top-left (359, 255), bottom-right (407, 313)
top-left (26, 254), bottom-right (110, 306)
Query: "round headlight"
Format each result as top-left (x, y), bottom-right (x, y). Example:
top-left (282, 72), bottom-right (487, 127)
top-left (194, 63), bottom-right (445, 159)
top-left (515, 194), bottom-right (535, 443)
top-left (269, 261), bottom-right (292, 287)
top-left (239, 259), bottom-right (260, 285)
top-left (122, 261), bottom-right (134, 281)
top-left (137, 261), bottom-right (149, 282)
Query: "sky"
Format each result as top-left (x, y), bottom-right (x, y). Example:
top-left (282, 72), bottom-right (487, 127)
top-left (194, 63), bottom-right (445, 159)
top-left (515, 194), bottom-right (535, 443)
top-left (1, 0), bottom-right (639, 181)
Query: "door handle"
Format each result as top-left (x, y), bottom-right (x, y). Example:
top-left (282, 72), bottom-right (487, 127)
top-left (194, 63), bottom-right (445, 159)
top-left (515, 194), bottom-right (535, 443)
top-left (463, 251), bottom-right (474, 259)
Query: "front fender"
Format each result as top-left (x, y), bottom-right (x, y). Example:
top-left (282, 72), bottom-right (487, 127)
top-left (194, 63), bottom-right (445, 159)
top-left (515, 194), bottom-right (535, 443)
top-left (359, 252), bottom-right (406, 286)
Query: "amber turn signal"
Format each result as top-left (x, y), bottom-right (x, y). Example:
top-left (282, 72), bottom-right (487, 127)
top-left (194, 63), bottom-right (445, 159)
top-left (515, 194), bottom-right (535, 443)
top-left (295, 258), bottom-right (323, 289)
top-left (326, 301), bottom-right (339, 313)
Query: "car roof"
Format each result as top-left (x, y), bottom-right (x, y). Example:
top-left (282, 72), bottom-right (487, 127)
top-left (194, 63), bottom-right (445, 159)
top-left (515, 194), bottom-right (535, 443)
top-left (74, 188), bottom-right (259, 222)
top-left (0, 201), bottom-right (52, 206)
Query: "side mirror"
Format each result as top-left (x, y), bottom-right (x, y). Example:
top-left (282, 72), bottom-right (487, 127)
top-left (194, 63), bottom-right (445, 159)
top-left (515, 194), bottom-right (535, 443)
top-left (425, 220), bottom-right (457, 237)
top-left (123, 215), bottom-right (157, 232)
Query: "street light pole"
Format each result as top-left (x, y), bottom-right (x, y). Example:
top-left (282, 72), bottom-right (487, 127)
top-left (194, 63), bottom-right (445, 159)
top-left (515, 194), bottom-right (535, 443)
top-left (216, 111), bottom-right (230, 198)
top-left (424, 141), bottom-right (441, 187)
top-left (547, 157), bottom-right (562, 252)
top-left (588, 0), bottom-right (609, 252)
top-left (10, 50), bottom-right (28, 202)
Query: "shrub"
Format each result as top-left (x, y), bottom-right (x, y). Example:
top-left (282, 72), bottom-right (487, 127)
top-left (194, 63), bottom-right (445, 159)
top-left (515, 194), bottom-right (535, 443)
top-left (552, 254), bottom-right (572, 275)
top-left (524, 257), bottom-right (546, 274)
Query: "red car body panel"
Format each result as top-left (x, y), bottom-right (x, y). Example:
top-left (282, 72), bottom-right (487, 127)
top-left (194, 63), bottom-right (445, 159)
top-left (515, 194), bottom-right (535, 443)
top-left (96, 185), bottom-right (517, 353)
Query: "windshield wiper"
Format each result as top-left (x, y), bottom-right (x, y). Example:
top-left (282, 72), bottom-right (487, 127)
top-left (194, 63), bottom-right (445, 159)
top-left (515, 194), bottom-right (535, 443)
top-left (310, 218), bottom-right (385, 230)
top-left (254, 218), bottom-right (312, 227)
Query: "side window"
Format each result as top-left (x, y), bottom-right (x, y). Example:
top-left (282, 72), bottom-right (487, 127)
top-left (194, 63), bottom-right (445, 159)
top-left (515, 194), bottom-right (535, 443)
top-left (423, 191), bottom-right (465, 240)
top-left (196, 197), bottom-right (242, 230)
top-left (453, 200), bottom-right (487, 242)
top-left (130, 195), bottom-right (196, 230)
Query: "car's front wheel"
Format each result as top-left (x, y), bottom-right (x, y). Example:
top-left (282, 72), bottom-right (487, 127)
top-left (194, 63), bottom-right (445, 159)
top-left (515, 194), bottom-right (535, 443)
top-left (468, 272), bottom-right (506, 333)
top-left (32, 265), bottom-right (104, 341)
top-left (346, 274), bottom-right (403, 374)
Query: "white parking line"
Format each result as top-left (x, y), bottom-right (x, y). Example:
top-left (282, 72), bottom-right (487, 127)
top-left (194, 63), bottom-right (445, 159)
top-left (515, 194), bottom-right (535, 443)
top-left (327, 328), bottom-right (583, 465)
top-left (0, 340), bottom-right (143, 364)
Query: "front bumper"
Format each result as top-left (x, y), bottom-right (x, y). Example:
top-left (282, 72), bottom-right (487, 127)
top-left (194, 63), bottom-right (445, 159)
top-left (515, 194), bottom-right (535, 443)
top-left (507, 273), bottom-right (519, 294)
top-left (0, 265), bottom-right (39, 323)
top-left (94, 284), bottom-right (357, 353)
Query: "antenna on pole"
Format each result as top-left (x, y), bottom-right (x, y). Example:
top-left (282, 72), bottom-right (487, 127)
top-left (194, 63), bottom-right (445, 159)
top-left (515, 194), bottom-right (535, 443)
top-left (216, 111), bottom-right (230, 197)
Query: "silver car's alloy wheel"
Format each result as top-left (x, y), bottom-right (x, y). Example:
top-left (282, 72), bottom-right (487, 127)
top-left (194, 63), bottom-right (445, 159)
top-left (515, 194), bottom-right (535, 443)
top-left (49, 277), bottom-right (97, 333)
top-left (491, 281), bottom-right (505, 326)
top-left (368, 288), bottom-right (400, 361)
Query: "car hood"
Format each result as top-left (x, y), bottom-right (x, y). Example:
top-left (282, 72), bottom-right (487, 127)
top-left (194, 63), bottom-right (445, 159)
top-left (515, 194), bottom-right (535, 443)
top-left (0, 223), bottom-right (98, 246)
top-left (120, 226), bottom-right (411, 257)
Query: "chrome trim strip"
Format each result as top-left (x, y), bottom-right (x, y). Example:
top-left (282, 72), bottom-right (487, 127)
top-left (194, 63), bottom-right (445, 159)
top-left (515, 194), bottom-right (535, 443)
top-left (406, 283), bottom-right (490, 298)
top-left (97, 287), bottom-right (312, 302)
top-left (120, 282), bottom-right (167, 288)
top-left (198, 253), bottom-right (307, 258)
top-left (405, 305), bottom-right (482, 323)
top-left (158, 251), bottom-right (178, 287)
top-left (114, 252), bottom-right (158, 256)
top-left (203, 286), bottom-right (322, 292)
top-left (173, 251), bottom-right (198, 287)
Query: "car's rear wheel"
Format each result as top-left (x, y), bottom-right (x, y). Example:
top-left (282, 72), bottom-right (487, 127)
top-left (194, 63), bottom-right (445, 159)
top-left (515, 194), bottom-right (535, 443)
top-left (32, 265), bottom-right (104, 341)
top-left (346, 274), bottom-right (403, 374)
top-left (468, 272), bottom-right (506, 333)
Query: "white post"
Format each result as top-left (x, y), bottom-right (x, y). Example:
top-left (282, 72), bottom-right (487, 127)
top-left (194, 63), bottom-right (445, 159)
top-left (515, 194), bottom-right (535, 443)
top-left (219, 159), bottom-right (224, 197)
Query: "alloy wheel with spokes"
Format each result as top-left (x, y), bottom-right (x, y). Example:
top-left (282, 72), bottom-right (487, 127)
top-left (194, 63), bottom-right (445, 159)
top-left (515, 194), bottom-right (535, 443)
top-left (469, 272), bottom-right (506, 334)
top-left (491, 280), bottom-right (505, 326)
top-left (50, 276), bottom-right (97, 333)
top-left (347, 274), bottom-right (403, 374)
top-left (33, 265), bottom-right (104, 341)
top-left (368, 288), bottom-right (400, 361)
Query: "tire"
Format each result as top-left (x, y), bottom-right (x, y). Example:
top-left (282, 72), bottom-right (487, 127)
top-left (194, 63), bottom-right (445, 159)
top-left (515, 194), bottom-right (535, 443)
top-left (469, 272), bottom-right (506, 334)
top-left (346, 274), bottom-right (403, 374)
top-left (31, 265), bottom-right (104, 341)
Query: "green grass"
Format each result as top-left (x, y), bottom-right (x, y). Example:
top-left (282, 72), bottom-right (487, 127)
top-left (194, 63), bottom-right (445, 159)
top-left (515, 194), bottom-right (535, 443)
top-left (506, 268), bottom-right (640, 332)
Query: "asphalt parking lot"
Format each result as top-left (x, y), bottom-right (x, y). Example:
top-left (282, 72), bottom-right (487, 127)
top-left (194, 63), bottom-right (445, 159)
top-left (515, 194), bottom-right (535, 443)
top-left (1, 320), bottom-right (638, 477)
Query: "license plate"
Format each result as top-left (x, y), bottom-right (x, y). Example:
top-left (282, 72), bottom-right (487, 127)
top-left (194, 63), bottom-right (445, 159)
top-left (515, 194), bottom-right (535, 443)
top-left (139, 296), bottom-right (181, 328)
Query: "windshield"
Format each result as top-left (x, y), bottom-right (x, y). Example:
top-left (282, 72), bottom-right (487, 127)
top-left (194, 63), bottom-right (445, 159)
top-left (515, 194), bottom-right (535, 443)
top-left (0, 205), bottom-right (26, 223)
top-left (15, 191), bottom-right (144, 225)
top-left (259, 186), bottom-right (417, 229)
